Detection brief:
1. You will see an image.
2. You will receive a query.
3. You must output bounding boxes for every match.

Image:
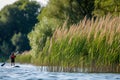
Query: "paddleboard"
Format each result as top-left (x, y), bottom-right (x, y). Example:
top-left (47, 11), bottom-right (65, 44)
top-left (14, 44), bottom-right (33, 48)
top-left (12, 65), bottom-right (20, 68)
top-left (1, 65), bottom-right (20, 68)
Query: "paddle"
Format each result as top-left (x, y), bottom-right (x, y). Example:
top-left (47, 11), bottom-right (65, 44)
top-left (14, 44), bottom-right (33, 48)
top-left (1, 62), bottom-right (5, 66)
top-left (1, 51), bottom-right (19, 67)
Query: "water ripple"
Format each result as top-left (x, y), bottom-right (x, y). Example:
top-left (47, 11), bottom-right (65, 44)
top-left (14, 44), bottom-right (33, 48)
top-left (0, 63), bottom-right (120, 80)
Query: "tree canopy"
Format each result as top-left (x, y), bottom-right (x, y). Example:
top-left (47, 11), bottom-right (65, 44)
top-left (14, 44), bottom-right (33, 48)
top-left (94, 0), bottom-right (120, 16)
top-left (38, 0), bottom-right (95, 25)
top-left (28, 0), bottom-right (95, 55)
top-left (0, 0), bottom-right (40, 58)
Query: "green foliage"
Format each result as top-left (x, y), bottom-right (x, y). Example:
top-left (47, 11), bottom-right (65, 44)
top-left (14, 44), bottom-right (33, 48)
top-left (28, 0), bottom-right (95, 59)
top-left (0, 0), bottom-right (40, 58)
top-left (0, 41), bottom-right (12, 56)
top-left (11, 32), bottom-right (30, 52)
top-left (0, 0), bottom-right (120, 73)
top-left (28, 19), bottom-right (53, 57)
top-left (0, 0), bottom-right (40, 39)
top-left (16, 53), bottom-right (32, 63)
top-left (94, 0), bottom-right (120, 16)
top-left (28, 15), bottom-right (120, 72)
top-left (38, 0), bottom-right (95, 26)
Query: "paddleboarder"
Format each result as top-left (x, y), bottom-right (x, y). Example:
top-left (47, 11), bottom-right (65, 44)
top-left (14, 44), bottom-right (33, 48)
top-left (10, 52), bottom-right (16, 66)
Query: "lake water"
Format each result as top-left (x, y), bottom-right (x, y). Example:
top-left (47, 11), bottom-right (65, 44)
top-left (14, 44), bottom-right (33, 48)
top-left (0, 63), bottom-right (120, 80)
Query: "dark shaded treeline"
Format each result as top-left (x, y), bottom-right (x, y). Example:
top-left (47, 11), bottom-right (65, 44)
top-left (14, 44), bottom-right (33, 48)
top-left (0, 0), bottom-right (40, 60)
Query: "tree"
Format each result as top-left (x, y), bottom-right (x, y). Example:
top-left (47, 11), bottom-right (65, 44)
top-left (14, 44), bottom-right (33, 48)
top-left (6, 0), bottom-right (40, 34)
top-left (0, 0), bottom-right (40, 57)
top-left (28, 19), bottom-right (53, 55)
top-left (0, 41), bottom-right (12, 58)
top-left (38, 0), bottom-right (95, 25)
top-left (0, 0), bottom-right (40, 39)
top-left (11, 32), bottom-right (30, 52)
top-left (28, 0), bottom-right (95, 56)
top-left (93, 0), bottom-right (120, 16)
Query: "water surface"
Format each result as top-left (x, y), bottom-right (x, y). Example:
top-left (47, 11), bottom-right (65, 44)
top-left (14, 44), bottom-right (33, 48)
top-left (0, 63), bottom-right (120, 80)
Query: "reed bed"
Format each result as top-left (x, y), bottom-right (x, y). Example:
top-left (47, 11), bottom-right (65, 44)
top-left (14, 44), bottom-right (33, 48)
top-left (16, 53), bottom-right (32, 64)
top-left (17, 15), bottom-right (120, 72)
top-left (38, 15), bottom-right (120, 72)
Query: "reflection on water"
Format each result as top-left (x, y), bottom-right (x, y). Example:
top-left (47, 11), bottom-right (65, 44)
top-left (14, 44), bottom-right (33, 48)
top-left (0, 63), bottom-right (120, 80)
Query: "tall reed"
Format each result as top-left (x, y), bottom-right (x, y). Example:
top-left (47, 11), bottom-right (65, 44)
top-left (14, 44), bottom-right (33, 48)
top-left (16, 52), bottom-right (32, 64)
top-left (39, 15), bottom-right (120, 72)
top-left (17, 15), bottom-right (120, 72)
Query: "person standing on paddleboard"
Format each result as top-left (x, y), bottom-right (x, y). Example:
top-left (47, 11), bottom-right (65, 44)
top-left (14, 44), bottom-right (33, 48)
top-left (10, 52), bottom-right (16, 66)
